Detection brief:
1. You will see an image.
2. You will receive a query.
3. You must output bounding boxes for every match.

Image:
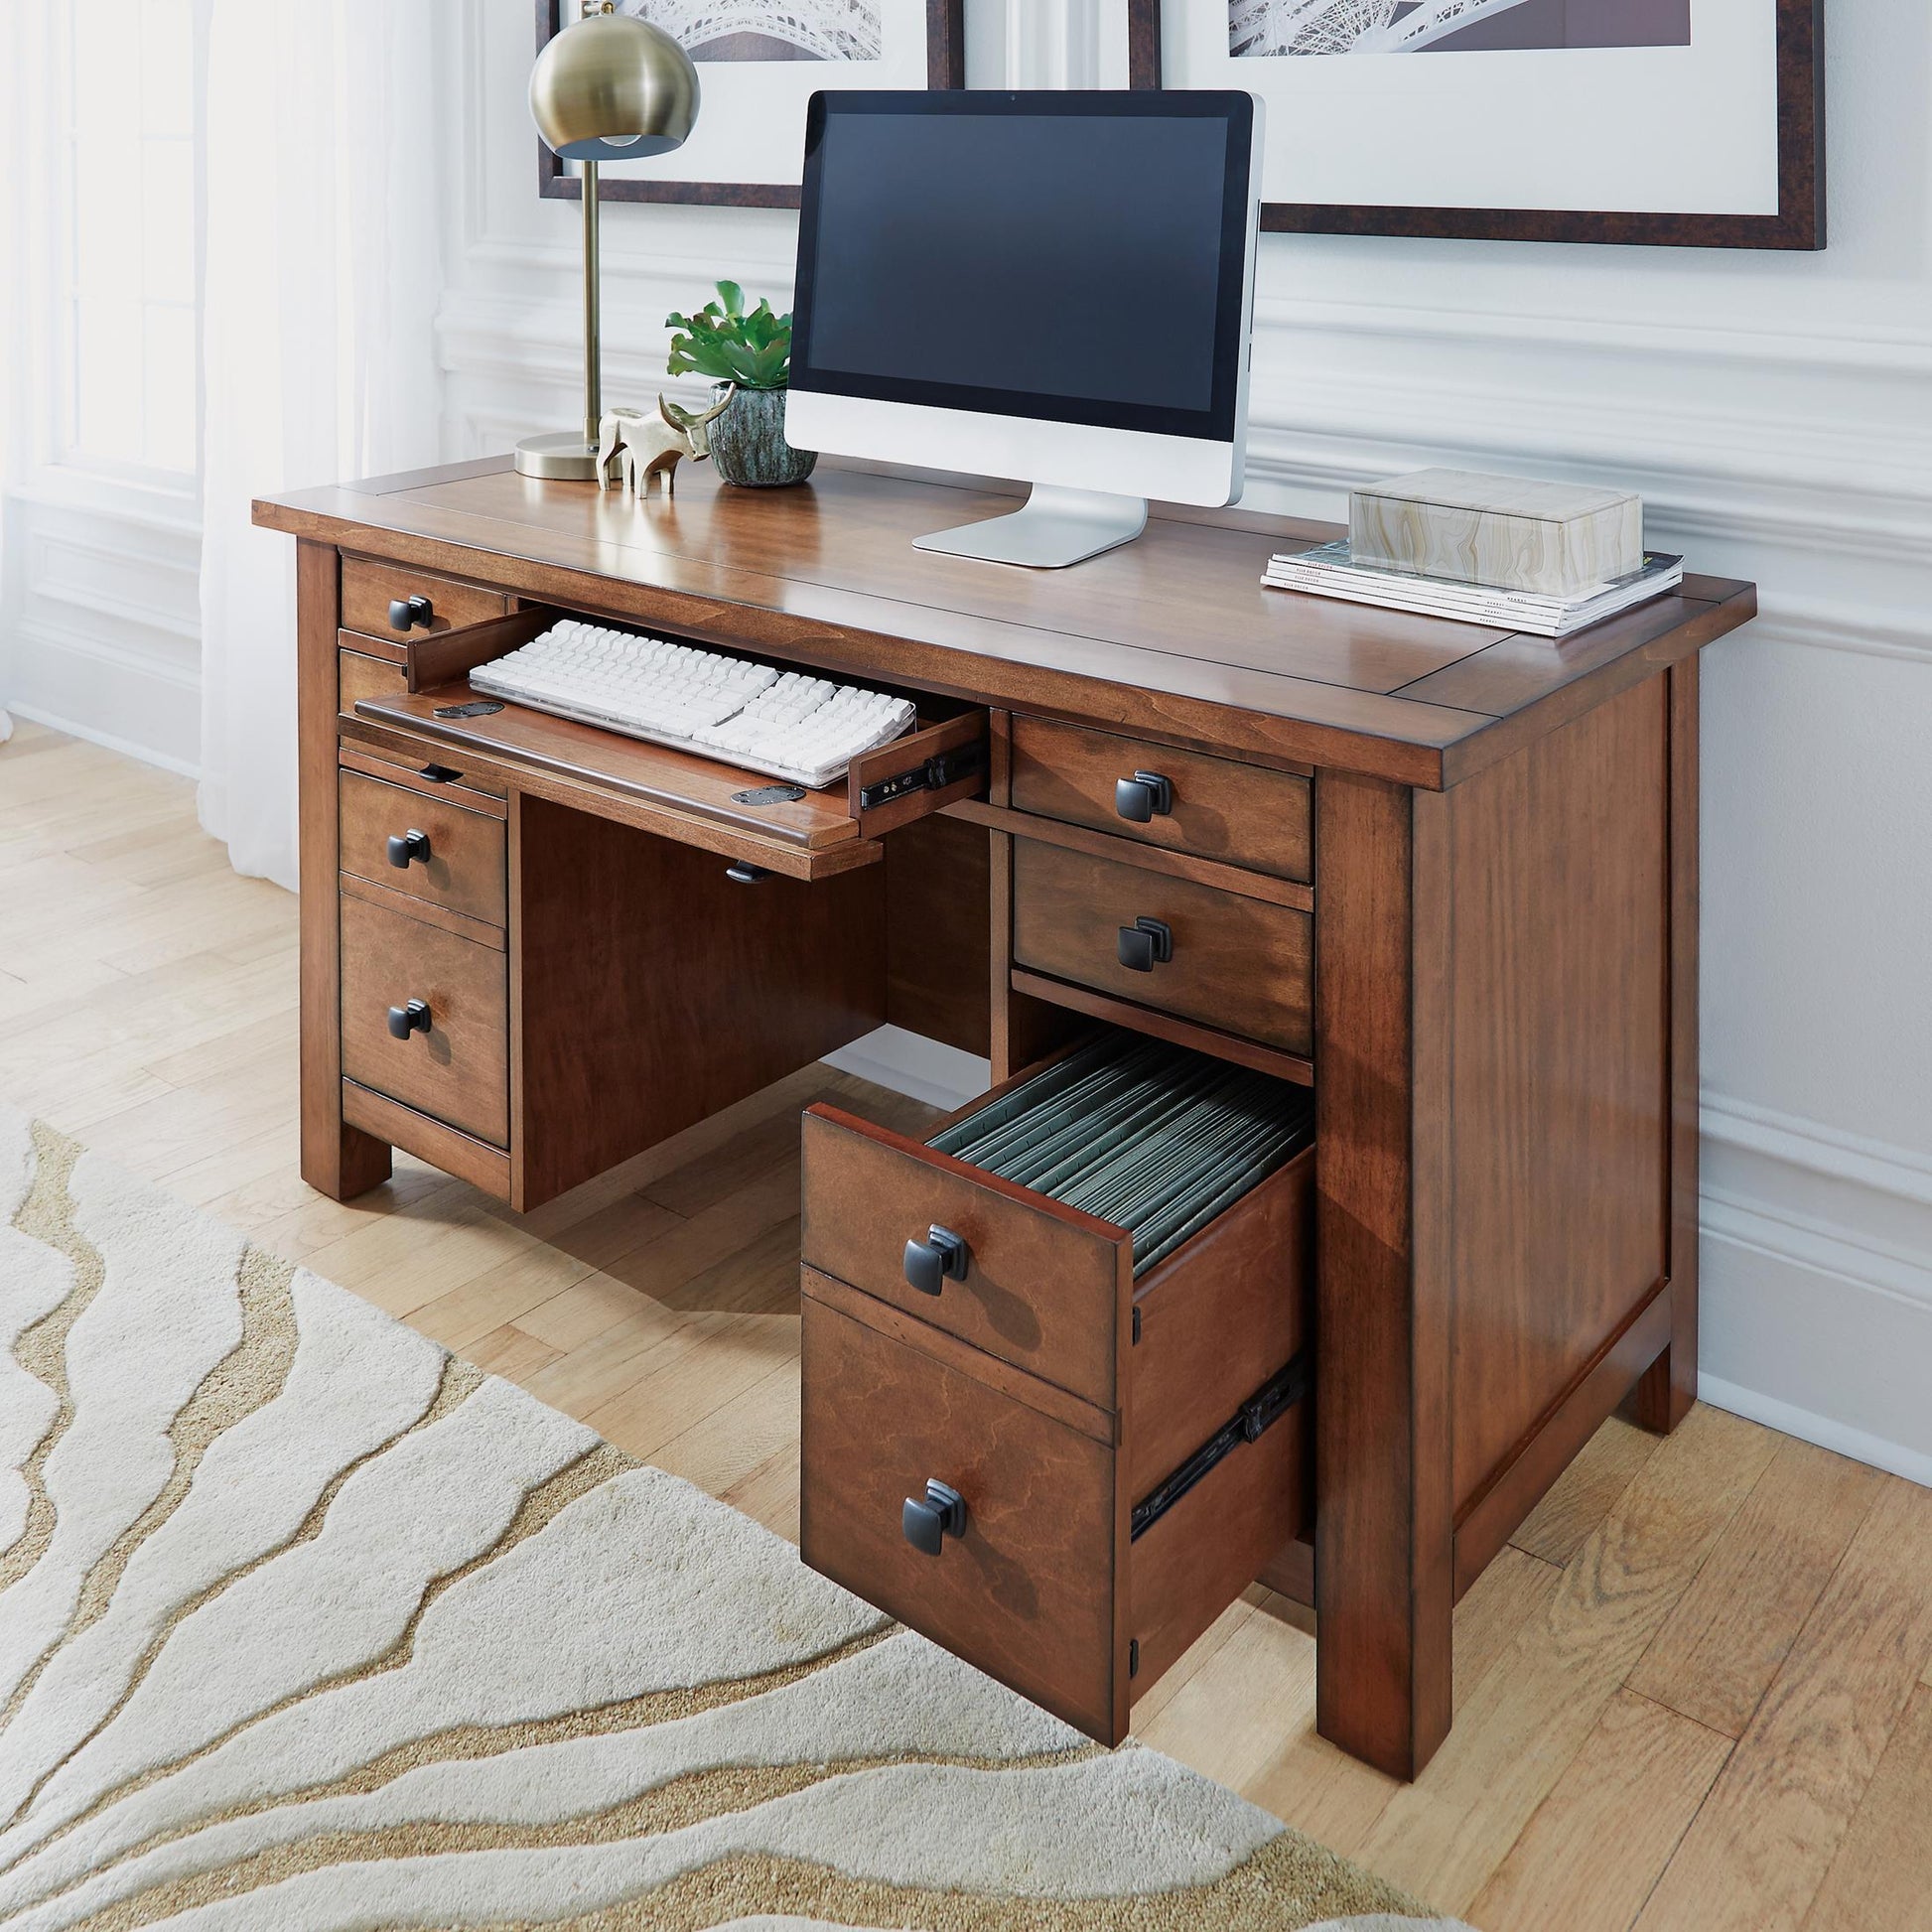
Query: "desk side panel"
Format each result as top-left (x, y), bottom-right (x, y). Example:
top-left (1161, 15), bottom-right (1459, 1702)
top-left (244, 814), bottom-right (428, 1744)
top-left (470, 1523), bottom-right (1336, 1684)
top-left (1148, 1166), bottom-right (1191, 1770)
top-left (1446, 674), bottom-right (1673, 1518)
top-left (885, 812), bottom-right (992, 1058)
top-left (1313, 770), bottom-right (1453, 1779)
top-left (297, 540), bottom-right (392, 1199)
top-left (510, 795), bottom-right (887, 1209)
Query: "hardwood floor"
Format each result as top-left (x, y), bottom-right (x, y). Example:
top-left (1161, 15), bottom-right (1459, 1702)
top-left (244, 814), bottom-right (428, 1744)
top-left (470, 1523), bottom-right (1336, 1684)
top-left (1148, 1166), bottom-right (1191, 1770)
top-left (6, 717), bottom-right (1931, 1928)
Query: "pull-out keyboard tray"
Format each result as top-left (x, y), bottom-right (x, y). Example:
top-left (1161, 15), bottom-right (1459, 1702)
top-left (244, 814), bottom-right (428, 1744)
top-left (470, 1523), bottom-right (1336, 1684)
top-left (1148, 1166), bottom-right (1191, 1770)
top-left (345, 609), bottom-right (988, 882)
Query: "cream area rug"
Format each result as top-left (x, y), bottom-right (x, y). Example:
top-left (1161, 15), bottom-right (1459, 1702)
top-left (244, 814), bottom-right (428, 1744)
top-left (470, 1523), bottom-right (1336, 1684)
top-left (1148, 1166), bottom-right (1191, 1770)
top-left (0, 1105), bottom-right (1470, 1931)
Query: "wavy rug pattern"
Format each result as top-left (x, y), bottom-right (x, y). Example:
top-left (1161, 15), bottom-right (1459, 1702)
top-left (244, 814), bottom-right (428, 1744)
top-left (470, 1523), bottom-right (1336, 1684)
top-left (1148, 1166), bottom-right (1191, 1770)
top-left (0, 1104), bottom-right (1468, 1931)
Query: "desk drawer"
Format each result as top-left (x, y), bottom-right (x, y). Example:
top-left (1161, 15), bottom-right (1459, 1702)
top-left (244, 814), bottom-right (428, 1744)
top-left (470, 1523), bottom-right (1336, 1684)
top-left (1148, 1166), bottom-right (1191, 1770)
top-left (340, 894), bottom-right (509, 1146)
top-left (803, 1037), bottom-right (1311, 1436)
top-left (800, 1035), bottom-right (1311, 1741)
top-left (341, 556), bottom-right (508, 643)
top-left (339, 768), bottom-right (506, 927)
top-left (1011, 837), bottom-right (1313, 1058)
top-left (340, 647), bottom-right (407, 717)
top-left (1010, 716), bottom-right (1311, 884)
top-left (801, 1278), bottom-right (1307, 1744)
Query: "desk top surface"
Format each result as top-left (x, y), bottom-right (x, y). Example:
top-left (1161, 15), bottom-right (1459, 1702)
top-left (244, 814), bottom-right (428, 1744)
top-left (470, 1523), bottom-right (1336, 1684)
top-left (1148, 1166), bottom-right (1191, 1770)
top-left (256, 456), bottom-right (1755, 789)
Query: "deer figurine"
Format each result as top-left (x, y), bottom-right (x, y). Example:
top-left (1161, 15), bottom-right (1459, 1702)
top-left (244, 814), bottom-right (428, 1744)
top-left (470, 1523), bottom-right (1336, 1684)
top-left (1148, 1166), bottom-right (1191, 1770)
top-left (595, 391), bottom-right (733, 498)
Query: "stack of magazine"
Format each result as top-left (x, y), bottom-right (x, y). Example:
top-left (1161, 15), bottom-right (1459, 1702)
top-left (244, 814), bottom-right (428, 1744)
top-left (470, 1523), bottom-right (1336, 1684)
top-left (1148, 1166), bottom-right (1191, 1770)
top-left (1263, 538), bottom-right (1684, 639)
top-left (927, 1033), bottom-right (1313, 1279)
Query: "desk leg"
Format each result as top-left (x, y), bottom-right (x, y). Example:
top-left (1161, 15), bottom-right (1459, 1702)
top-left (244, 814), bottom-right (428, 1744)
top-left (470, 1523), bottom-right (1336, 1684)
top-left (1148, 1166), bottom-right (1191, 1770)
top-left (296, 540), bottom-right (391, 1201)
top-left (1313, 772), bottom-right (1453, 1781)
top-left (1636, 656), bottom-right (1700, 1433)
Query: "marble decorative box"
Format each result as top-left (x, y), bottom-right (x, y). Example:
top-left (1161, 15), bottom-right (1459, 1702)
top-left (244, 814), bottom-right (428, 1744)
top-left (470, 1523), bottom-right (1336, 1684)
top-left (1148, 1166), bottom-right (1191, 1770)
top-left (1349, 469), bottom-right (1643, 599)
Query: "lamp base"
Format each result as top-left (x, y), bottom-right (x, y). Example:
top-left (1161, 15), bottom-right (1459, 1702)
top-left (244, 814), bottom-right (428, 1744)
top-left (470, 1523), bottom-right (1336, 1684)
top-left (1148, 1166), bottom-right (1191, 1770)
top-left (514, 431), bottom-right (602, 482)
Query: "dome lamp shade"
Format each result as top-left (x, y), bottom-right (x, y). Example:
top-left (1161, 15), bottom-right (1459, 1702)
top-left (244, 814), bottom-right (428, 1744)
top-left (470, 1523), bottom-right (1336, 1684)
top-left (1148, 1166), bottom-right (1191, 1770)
top-left (529, 7), bottom-right (700, 161)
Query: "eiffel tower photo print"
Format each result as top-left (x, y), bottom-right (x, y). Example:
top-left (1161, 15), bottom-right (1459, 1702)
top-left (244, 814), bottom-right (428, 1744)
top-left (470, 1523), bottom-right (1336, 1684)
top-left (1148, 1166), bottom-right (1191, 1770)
top-left (1135, 0), bottom-right (1822, 247)
top-left (618, 0), bottom-right (884, 63)
top-left (1228, 0), bottom-right (1692, 56)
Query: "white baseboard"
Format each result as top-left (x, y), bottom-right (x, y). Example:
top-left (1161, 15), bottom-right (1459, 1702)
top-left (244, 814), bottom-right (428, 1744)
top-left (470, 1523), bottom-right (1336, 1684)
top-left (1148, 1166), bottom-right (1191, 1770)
top-left (821, 1026), bottom-right (990, 1113)
top-left (4, 702), bottom-right (201, 780)
top-left (1698, 1372), bottom-right (1932, 1490)
top-left (1698, 1092), bottom-right (1932, 1488)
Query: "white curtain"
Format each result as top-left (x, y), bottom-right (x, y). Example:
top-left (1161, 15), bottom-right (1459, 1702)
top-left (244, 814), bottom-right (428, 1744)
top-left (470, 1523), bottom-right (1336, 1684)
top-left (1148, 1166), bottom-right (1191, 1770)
top-left (198, 0), bottom-right (446, 890)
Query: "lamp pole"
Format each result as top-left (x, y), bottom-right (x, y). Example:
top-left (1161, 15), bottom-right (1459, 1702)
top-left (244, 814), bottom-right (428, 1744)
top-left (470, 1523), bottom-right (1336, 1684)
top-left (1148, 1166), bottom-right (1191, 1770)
top-left (582, 159), bottom-right (601, 448)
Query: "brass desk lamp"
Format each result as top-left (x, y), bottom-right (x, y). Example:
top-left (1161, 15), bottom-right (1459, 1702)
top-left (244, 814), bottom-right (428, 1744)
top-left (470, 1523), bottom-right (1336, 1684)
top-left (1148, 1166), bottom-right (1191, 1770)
top-left (517, 2), bottom-right (700, 481)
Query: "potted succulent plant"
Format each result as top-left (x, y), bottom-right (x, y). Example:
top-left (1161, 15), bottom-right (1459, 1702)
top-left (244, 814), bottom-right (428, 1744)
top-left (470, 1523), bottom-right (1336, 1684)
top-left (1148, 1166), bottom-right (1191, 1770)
top-left (664, 282), bottom-right (816, 488)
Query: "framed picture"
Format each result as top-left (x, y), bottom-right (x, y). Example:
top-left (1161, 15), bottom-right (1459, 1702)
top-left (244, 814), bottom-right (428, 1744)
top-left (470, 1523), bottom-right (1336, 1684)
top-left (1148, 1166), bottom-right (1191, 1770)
top-left (536, 0), bottom-right (965, 209)
top-left (1128, 0), bottom-right (1824, 249)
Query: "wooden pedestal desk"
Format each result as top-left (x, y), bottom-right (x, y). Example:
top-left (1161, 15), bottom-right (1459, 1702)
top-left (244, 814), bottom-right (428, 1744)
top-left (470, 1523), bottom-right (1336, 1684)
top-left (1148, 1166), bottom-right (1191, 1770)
top-left (254, 457), bottom-right (1755, 1779)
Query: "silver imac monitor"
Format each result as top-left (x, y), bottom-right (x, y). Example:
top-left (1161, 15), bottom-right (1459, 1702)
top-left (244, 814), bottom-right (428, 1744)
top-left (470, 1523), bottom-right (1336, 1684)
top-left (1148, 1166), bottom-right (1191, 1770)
top-left (787, 90), bottom-right (1263, 569)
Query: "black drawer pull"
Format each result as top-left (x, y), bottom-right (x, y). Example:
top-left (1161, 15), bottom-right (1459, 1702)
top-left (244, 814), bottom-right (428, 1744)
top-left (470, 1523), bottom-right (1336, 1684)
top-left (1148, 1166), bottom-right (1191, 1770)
top-left (1117, 915), bottom-right (1173, 973)
top-left (902, 1478), bottom-right (968, 1557)
top-left (386, 829), bottom-right (432, 869)
top-left (725, 862), bottom-right (769, 885)
top-left (1114, 770), bottom-right (1173, 823)
top-left (902, 1224), bottom-right (968, 1296)
top-left (386, 999), bottom-right (432, 1040)
top-left (388, 594), bottom-right (433, 631)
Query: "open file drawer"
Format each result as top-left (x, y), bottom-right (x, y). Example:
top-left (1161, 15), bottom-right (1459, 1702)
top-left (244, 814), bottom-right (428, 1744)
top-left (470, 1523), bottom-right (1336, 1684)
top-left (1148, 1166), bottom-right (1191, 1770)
top-left (799, 1035), bottom-right (1313, 1742)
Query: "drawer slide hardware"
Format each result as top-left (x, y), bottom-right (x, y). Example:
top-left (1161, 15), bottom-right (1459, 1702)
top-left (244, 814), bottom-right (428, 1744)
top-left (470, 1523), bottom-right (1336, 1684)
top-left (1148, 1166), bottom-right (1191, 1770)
top-left (857, 739), bottom-right (985, 813)
top-left (387, 828), bottom-right (433, 869)
top-left (1129, 1354), bottom-right (1308, 1542)
top-left (1117, 915), bottom-right (1173, 973)
top-left (902, 1477), bottom-right (968, 1557)
top-left (387, 999), bottom-right (432, 1040)
top-left (902, 1224), bottom-right (969, 1297)
top-left (1114, 770), bottom-right (1173, 823)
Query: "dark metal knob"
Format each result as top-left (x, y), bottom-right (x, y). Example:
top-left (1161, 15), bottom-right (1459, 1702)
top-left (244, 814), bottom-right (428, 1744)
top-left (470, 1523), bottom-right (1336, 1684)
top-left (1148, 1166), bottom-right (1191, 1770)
top-left (1117, 916), bottom-right (1173, 973)
top-left (902, 1478), bottom-right (968, 1557)
top-left (419, 763), bottom-right (462, 784)
top-left (388, 594), bottom-right (433, 631)
top-left (725, 862), bottom-right (769, 885)
top-left (902, 1224), bottom-right (968, 1297)
top-left (386, 828), bottom-right (432, 869)
top-left (1114, 770), bottom-right (1173, 823)
top-left (386, 998), bottom-right (431, 1040)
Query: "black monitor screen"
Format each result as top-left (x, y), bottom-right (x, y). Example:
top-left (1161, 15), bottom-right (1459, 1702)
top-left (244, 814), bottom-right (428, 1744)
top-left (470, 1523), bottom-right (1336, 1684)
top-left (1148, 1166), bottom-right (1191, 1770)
top-left (791, 92), bottom-right (1254, 443)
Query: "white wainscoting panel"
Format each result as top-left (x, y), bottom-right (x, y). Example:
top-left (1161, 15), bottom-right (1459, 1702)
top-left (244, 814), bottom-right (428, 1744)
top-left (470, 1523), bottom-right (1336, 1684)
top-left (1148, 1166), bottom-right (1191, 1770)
top-left (2, 478), bottom-right (204, 774)
top-left (437, 0), bottom-right (1932, 1482)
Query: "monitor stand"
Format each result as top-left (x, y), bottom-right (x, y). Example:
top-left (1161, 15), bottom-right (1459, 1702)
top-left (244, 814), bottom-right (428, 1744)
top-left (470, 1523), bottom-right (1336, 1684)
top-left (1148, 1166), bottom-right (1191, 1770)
top-left (914, 483), bottom-right (1150, 570)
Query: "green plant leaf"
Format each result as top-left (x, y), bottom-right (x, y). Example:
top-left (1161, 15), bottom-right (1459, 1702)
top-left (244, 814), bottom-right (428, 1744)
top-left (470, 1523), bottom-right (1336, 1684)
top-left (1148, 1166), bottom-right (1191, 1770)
top-left (665, 283), bottom-right (790, 386)
top-left (717, 341), bottom-right (763, 385)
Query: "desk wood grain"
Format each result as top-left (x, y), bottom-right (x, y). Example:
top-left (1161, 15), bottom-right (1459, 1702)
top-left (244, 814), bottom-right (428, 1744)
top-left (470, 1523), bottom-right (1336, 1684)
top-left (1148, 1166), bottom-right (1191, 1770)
top-left (258, 458), bottom-right (1754, 790)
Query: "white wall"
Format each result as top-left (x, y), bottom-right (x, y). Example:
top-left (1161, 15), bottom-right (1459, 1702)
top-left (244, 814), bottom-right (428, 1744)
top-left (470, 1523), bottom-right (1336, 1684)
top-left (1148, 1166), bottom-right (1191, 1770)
top-left (0, 0), bottom-right (206, 776)
top-left (444, 0), bottom-right (1928, 1482)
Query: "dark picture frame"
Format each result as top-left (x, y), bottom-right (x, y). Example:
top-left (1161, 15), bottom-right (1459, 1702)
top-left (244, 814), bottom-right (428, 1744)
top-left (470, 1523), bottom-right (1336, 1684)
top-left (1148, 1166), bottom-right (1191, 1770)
top-left (1127, 0), bottom-right (1824, 249)
top-left (536, 0), bottom-right (966, 210)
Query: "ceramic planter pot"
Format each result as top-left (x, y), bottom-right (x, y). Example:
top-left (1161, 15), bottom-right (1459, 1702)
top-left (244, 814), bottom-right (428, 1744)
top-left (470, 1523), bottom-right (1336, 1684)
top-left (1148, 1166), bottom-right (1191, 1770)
top-left (708, 383), bottom-right (816, 487)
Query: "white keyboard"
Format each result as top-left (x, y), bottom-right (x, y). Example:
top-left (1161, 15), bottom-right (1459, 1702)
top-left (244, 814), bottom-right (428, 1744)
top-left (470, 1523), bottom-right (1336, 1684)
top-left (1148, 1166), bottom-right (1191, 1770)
top-left (468, 621), bottom-right (917, 789)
